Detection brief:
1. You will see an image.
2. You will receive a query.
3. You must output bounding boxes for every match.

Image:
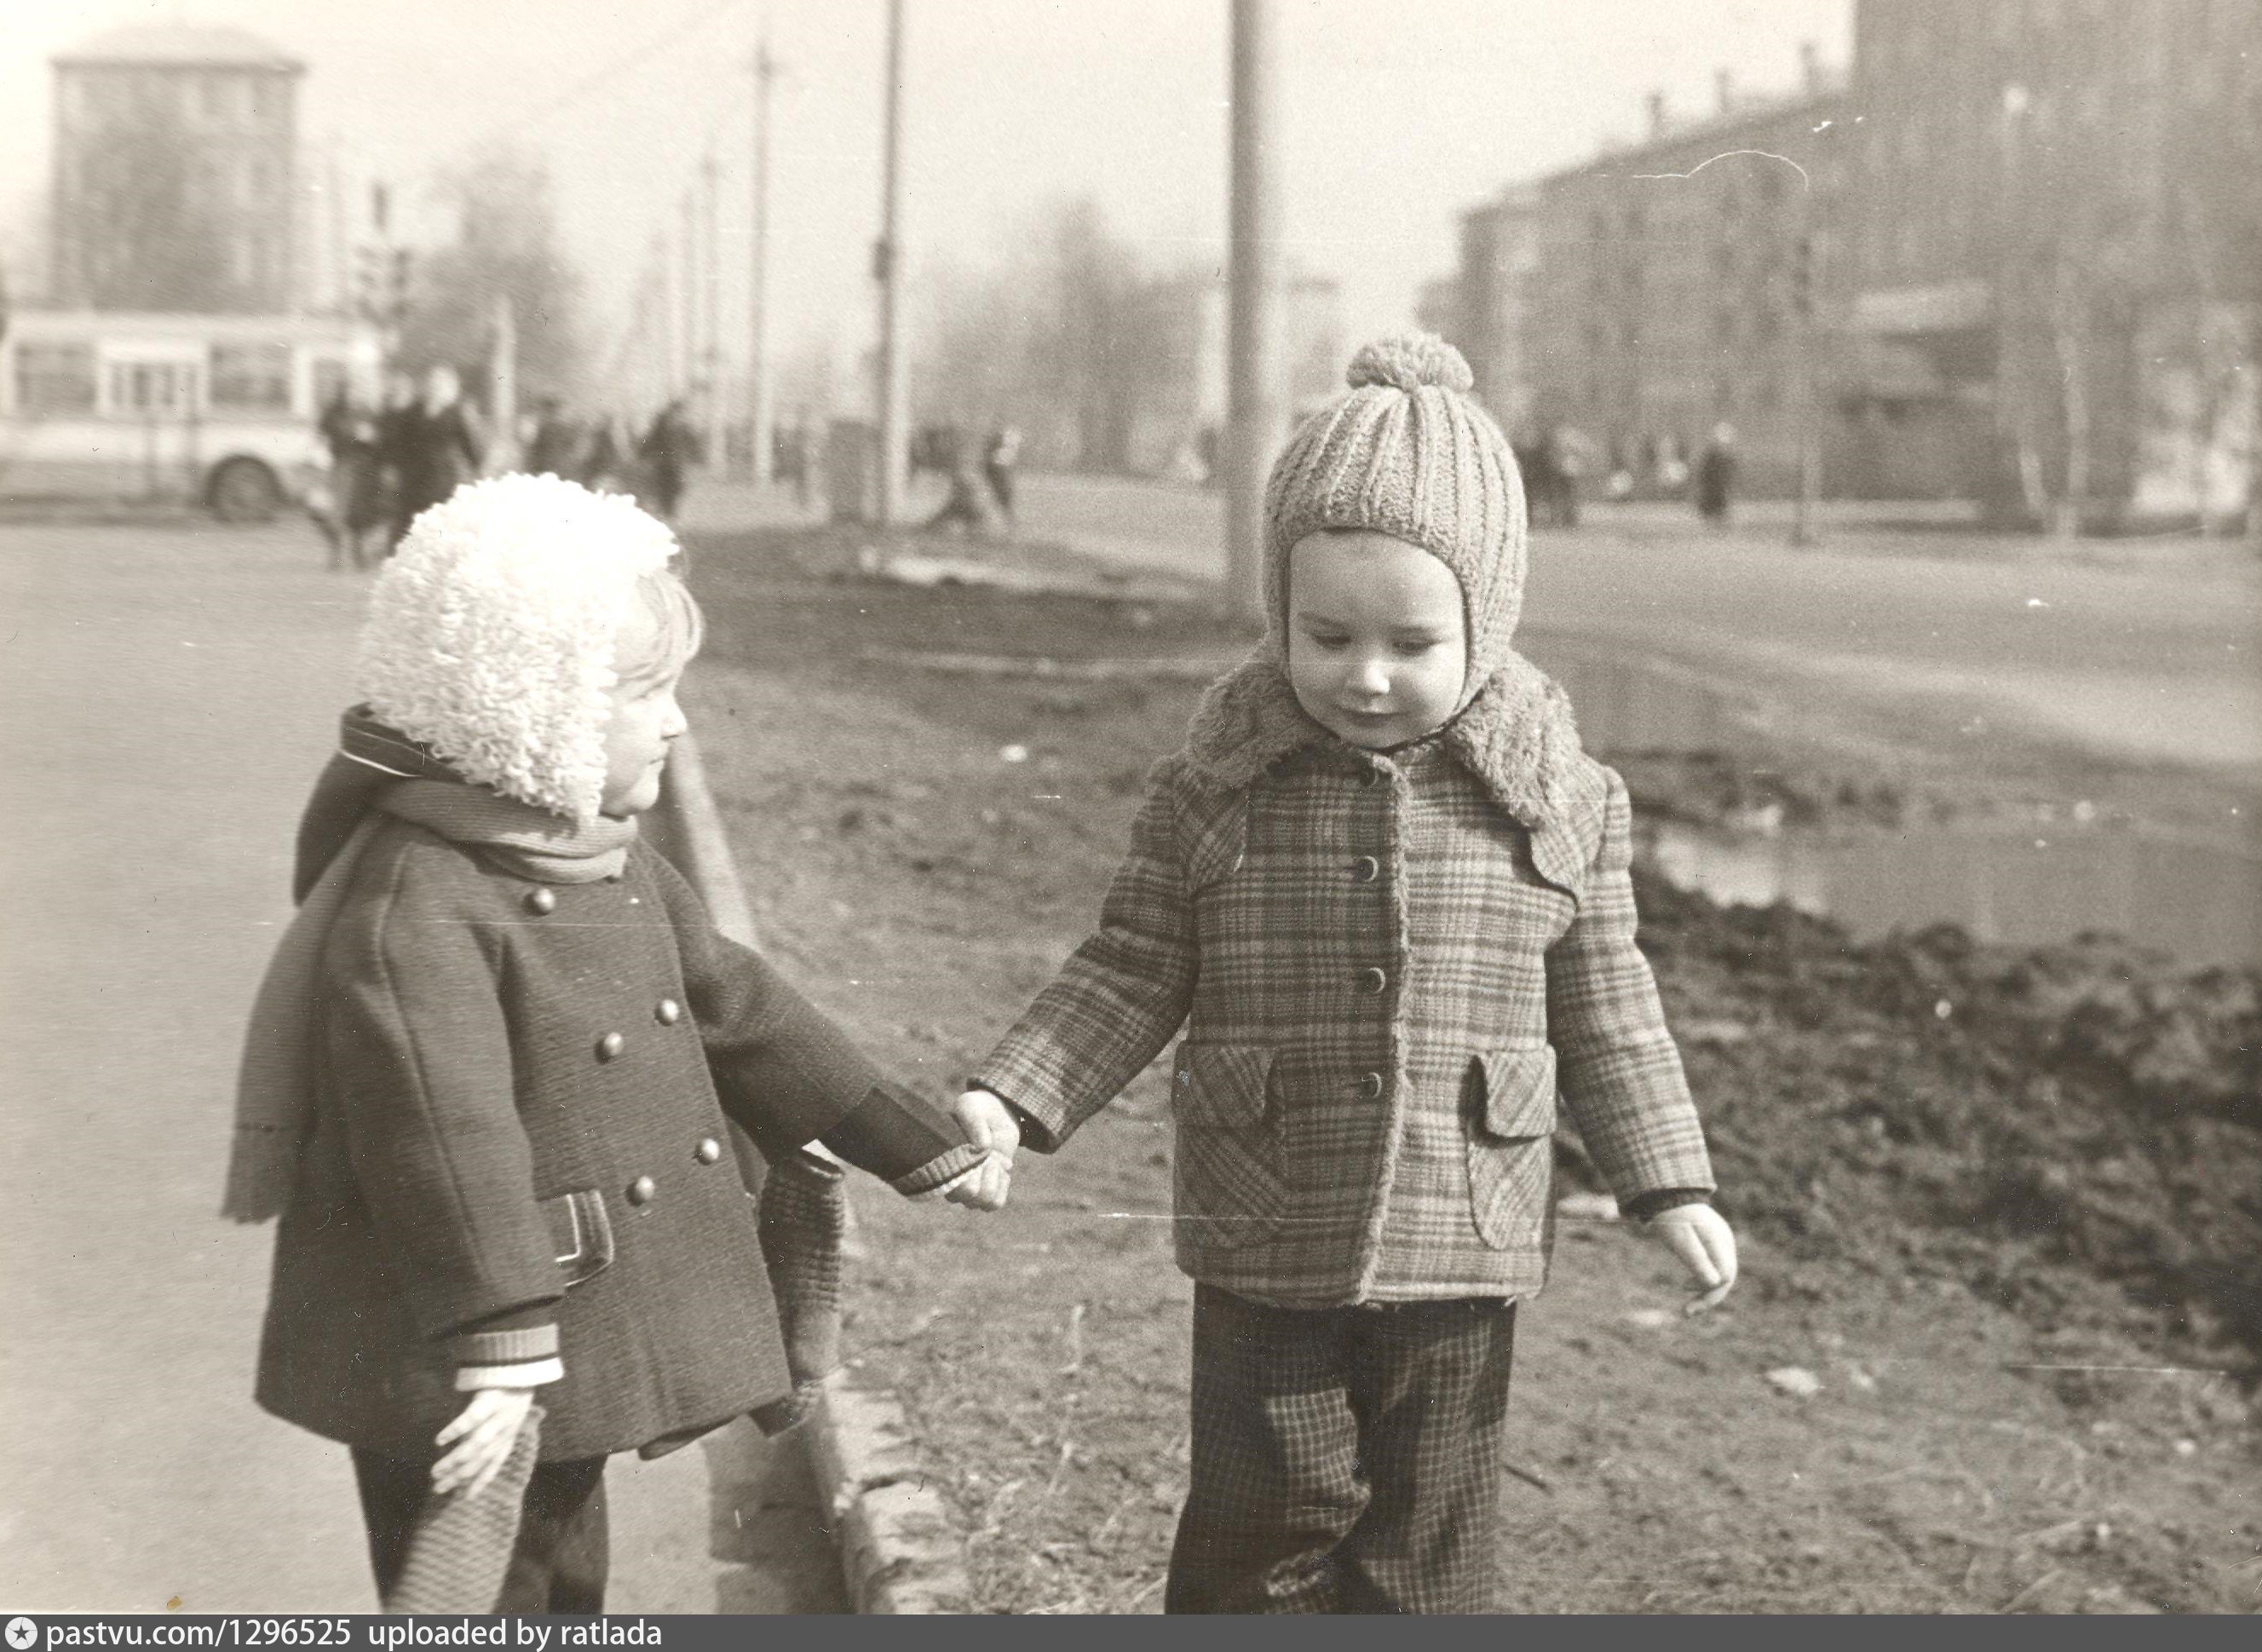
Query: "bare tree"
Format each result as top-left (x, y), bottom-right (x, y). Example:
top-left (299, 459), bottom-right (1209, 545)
top-left (915, 196), bottom-right (1206, 476)
top-left (397, 148), bottom-right (585, 403)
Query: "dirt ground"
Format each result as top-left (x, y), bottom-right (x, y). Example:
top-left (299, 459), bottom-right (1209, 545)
top-left (678, 524), bottom-right (2259, 1615)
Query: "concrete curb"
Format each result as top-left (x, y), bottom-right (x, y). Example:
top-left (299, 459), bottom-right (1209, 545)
top-left (653, 729), bottom-right (976, 1616)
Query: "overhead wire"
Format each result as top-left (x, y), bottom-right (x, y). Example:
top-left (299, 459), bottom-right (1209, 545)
top-left (463, 0), bottom-right (757, 153)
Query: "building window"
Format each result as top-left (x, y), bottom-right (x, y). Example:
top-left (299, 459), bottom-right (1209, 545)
top-left (12, 343), bottom-right (98, 415)
top-left (210, 343), bottom-right (293, 412)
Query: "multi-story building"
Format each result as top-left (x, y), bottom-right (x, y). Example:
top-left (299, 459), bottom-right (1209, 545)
top-left (1846, 0), bottom-right (2259, 525)
top-left (1463, 52), bottom-right (1849, 498)
top-left (1448, 4), bottom-right (2259, 522)
top-left (49, 23), bottom-right (305, 314)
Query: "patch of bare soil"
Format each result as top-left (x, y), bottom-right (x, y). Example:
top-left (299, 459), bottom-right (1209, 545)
top-left (680, 527), bottom-right (2260, 1613)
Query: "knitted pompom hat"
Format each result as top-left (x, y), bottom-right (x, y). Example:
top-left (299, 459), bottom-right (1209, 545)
top-left (354, 474), bottom-right (682, 821)
top-left (1263, 331), bottom-right (1528, 686)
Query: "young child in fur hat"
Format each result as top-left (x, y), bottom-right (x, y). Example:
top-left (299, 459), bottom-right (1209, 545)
top-left (229, 474), bottom-right (995, 1614)
top-left (956, 335), bottom-right (1738, 1613)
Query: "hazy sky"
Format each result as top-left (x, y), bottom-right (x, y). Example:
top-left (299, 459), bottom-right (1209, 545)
top-left (2, 0), bottom-right (1851, 395)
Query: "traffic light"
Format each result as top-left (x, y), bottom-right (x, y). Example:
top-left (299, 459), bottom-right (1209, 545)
top-left (351, 245), bottom-right (414, 325)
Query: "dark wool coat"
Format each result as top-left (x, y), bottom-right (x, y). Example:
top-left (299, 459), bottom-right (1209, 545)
top-left (256, 821), bottom-right (914, 1462)
top-left (976, 658), bottom-right (1715, 1309)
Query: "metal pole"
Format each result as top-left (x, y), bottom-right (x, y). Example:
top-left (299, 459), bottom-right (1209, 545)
top-left (489, 293), bottom-right (518, 475)
top-left (1791, 214), bottom-right (1822, 547)
top-left (874, 0), bottom-right (910, 527)
top-left (679, 191), bottom-right (698, 402)
top-left (1224, 0), bottom-right (1283, 622)
top-left (699, 149), bottom-right (722, 446)
top-left (748, 28), bottom-right (778, 484)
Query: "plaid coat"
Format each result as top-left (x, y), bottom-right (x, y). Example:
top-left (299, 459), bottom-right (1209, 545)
top-left (976, 656), bottom-right (1714, 1307)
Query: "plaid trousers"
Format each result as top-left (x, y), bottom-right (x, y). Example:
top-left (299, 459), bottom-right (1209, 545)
top-left (1166, 1286), bottom-right (1517, 1614)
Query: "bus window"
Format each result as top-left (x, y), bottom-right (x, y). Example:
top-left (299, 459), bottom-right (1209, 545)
top-left (14, 342), bottom-right (97, 414)
top-left (211, 342), bottom-right (292, 412)
top-left (108, 360), bottom-right (199, 417)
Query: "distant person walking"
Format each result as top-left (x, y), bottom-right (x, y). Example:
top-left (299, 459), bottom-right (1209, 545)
top-left (384, 366), bottom-right (485, 550)
top-left (923, 428), bottom-right (992, 536)
top-left (524, 398), bottom-right (584, 479)
top-left (982, 426), bottom-right (1022, 528)
top-left (1695, 422), bottom-right (1739, 526)
top-left (579, 416), bottom-right (629, 494)
top-left (636, 400), bottom-right (700, 522)
top-left (317, 386), bottom-right (385, 571)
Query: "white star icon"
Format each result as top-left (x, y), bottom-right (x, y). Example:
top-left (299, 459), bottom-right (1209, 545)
top-left (6, 1617), bottom-right (39, 1651)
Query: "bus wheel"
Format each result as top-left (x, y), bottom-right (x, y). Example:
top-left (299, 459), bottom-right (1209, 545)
top-left (210, 458), bottom-right (282, 524)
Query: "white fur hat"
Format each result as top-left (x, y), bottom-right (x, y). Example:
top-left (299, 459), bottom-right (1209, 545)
top-left (354, 474), bottom-right (682, 821)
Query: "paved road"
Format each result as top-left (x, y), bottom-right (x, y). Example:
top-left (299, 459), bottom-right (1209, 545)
top-left (1007, 472), bottom-right (2262, 786)
top-left (0, 518), bottom-right (839, 1613)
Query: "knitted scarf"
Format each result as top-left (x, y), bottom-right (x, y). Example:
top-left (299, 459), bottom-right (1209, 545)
top-left (223, 717), bottom-right (639, 1223)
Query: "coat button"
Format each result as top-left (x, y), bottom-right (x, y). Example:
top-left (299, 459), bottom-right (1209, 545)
top-left (1355, 1071), bottom-right (1384, 1099)
top-left (1350, 855), bottom-right (1379, 884)
top-left (1356, 966), bottom-right (1388, 995)
top-left (626, 1174), bottom-right (656, 1206)
top-left (694, 1137), bottom-right (722, 1165)
top-left (523, 887), bottom-right (557, 915)
top-left (596, 1032), bottom-right (625, 1062)
top-left (655, 998), bottom-right (682, 1026)
top-left (1359, 767), bottom-right (1383, 788)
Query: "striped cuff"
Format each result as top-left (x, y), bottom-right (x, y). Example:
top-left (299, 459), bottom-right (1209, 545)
top-left (891, 1142), bottom-right (987, 1197)
top-left (455, 1357), bottom-right (565, 1391)
top-left (449, 1322), bottom-right (560, 1367)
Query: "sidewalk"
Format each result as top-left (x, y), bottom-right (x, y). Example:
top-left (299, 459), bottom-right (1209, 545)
top-left (0, 518), bottom-right (835, 1612)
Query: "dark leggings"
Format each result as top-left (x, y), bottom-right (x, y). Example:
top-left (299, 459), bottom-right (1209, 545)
top-left (351, 1448), bottom-right (609, 1614)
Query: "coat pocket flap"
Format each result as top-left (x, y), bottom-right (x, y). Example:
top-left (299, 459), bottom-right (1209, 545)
top-left (1476, 1046), bottom-right (1558, 1140)
top-left (1171, 1041), bottom-right (1275, 1127)
top-left (541, 1188), bottom-right (616, 1288)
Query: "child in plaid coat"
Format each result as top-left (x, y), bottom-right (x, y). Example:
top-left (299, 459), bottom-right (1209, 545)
top-left (958, 336), bottom-right (1739, 1613)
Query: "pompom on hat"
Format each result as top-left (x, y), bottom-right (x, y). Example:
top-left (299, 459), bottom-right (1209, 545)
top-left (1262, 331), bottom-right (1528, 688)
top-left (354, 474), bottom-right (682, 822)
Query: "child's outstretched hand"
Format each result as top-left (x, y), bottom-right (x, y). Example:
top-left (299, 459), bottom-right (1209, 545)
top-left (945, 1087), bottom-right (1022, 1212)
top-left (1644, 1204), bottom-right (1739, 1314)
top-left (431, 1385), bottom-right (536, 1498)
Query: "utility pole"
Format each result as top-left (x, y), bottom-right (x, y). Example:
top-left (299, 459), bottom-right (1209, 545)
top-left (1790, 215), bottom-right (1822, 547)
top-left (1224, 0), bottom-right (1284, 622)
top-left (679, 190), bottom-right (699, 405)
top-left (747, 26), bottom-right (780, 484)
top-left (489, 294), bottom-right (518, 475)
top-left (699, 148), bottom-right (722, 446)
top-left (874, 0), bottom-right (911, 527)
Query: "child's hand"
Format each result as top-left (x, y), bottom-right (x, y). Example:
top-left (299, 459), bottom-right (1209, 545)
top-left (1644, 1204), bottom-right (1739, 1314)
top-left (431, 1385), bottom-right (536, 1499)
top-left (945, 1088), bottom-right (1022, 1212)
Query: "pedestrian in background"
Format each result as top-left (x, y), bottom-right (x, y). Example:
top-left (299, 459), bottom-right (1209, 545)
top-left (525, 398), bottom-right (584, 479)
top-left (1695, 422), bottom-right (1739, 526)
top-left (636, 399), bottom-right (699, 522)
top-left (578, 414), bottom-right (628, 494)
top-left (924, 426), bottom-right (993, 536)
top-left (956, 335), bottom-right (1735, 1614)
top-left (317, 383), bottom-right (384, 571)
top-left (384, 366), bottom-right (484, 550)
top-left (983, 425), bottom-right (1022, 529)
top-left (227, 475), bottom-right (999, 1613)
